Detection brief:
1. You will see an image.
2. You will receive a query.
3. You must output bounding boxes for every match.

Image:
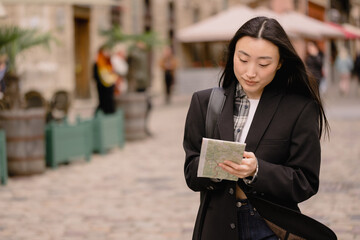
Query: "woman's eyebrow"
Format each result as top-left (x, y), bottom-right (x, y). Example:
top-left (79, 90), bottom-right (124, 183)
top-left (258, 56), bottom-right (273, 60)
top-left (238, 50), bottom-right (273, 60)
top-left (238, 50), bottom-right (249, 56)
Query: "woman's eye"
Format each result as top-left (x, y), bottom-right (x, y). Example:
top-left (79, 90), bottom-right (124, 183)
top-left (239, 59), bottom-right (247, 63)
top-left (259, 64), bottom-right (270, 67)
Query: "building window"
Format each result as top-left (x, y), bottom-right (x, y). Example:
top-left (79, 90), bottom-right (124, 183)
top-left (168, 1), bottom-right (174, 24)
top-left (111, 6), bottom-right (122, 27)
top-left (293, 0), bottom-right (299, 11)
top-left (168, 1), bottom-right (175, 48)
top-left (193, 7), bottom-right (200, 23)
top-left (144, 0), bottom-right (152, 31)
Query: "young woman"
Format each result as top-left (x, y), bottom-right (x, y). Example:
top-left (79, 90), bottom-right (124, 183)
top-left (183, 17), bottom-right (333, 240)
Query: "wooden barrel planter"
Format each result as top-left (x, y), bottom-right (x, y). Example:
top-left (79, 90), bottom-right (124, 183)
top-left (0, 130), bottom-right (8, 185)
top-left (0, 108), bottom-right (46, 176)
top-left (116, 93), bottom-right (147, 141)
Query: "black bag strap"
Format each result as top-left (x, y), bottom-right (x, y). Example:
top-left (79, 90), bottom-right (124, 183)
top-left (205, 87), bottom-right (226, 138)
top-left (250, 196), bottom-right (337, 240)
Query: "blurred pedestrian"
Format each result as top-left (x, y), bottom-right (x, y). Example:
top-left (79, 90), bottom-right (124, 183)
top-left (159, 46), bottom-right (177, 104)
top-left (127, 41), bottom-right (152, 136)
top-left (353, 50), bottom-right (360, 94)
top-left (183, 16), bottom-right (334, 240)
top-left (111, 45), bottom-right (129, 97)
top-left (93, 46), bottom-right (117, 115)
top-left (335, 46), bottom-right (353, 96)
top-left (305, 41), bottom-right (324, 92)
top-left (128, 41), bottom-right (150, 92)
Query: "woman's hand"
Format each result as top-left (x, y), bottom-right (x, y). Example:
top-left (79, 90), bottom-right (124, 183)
top-left (218, 151), bottom-right (257, 179)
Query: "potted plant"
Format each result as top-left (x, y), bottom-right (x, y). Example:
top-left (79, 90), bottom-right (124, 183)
top-left (100, 26), bottom-right (165, 140)
top-left (0, 25), bottom-right (54, 176)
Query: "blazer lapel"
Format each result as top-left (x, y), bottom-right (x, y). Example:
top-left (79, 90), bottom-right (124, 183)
top-left (245, 85), bottom-right (283, 153)
top-left (217, 82), bottom-right (236, 141)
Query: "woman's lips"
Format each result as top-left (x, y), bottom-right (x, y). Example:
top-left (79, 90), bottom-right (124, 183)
top-left (244, 79), bottom-right (257, 86)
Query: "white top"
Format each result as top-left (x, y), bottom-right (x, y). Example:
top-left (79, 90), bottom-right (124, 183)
top-left (239, 99), bottom-right (260, 143)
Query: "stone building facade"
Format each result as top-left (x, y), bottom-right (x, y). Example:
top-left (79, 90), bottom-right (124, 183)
top-left (1, 0), bottom-right (357, 113)
top-left (0, 3), bottom-right (115, 105)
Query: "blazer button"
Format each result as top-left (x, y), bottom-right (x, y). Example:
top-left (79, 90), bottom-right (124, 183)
top-left (230, 223), bottom-right (236, 229)
top-left (229, 188), bottom-right (234, 195)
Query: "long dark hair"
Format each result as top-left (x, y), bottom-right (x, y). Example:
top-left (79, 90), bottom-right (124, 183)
top-left (220, 16), bottom-right (329, 138)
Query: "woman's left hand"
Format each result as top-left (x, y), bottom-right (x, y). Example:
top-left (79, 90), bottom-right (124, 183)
top-left (219, 151), bottom-right (257, 179)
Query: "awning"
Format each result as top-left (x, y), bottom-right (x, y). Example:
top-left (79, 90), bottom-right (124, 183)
top-left (327, 22), bottom-right (360, 39)
top-left (342, 23), bottom-right (360, 38)
top-left (177, 5), bottom-right (345, 43)
top-left (0, 0), bottom-right (120, 5)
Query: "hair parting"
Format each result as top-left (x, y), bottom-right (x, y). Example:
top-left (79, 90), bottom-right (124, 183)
top-left (257, 20), bottom-right (267, 38)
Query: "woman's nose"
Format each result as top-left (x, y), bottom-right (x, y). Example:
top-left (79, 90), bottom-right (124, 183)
top-left (246, 72), bottom-right (256, 78)
top-left (245, 63), bottom-right (257, 78)
top-left (246, 68), bottom-right (256, 78)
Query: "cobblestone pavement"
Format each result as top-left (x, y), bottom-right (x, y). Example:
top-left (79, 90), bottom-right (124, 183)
top-left (0, 91), bottom-right (359, 240)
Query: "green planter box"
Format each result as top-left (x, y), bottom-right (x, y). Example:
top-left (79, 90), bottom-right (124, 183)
top-left (0, 130), bottom-right (8, 185)
top-left (45, 119), bottom-right (92, 169)
top-left (77, 118), bottom-right (94, 156)
top-left (92, 109), bottom-right (125, 154)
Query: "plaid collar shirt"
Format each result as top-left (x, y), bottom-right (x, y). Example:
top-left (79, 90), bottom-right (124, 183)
top-left (234, 83), bottom-right (250, 142)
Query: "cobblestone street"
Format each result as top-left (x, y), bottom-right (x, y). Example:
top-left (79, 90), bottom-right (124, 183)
top-left (0, 89), bottom-right (359, 240)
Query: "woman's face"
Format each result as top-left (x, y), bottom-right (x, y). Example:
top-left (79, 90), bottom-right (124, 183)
top-left (233, 36), bottom-right (281, 99)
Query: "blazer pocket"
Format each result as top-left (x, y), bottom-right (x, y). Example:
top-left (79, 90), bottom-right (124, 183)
top-left (260, 139), bottom-right (288, 146)
top-left (258, 139), bottom-right (289, 163)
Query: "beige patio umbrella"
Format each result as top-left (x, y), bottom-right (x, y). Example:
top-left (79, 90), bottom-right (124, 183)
top-left (177, 5), bottom-right (256, 42)
top-left (253, 7), bottom-right (344, 39)
top-left (279, 11), bottom-right (344, 39)
top-left (177, 5), bottom-right (345, 43)
top-left (0, 0), bottom-right (119, 5)
top-left (250, 7), bottom-right (299, 38)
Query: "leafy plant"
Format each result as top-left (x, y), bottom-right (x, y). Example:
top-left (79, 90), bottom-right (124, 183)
top-left (0, 26), bottom-right (21, 51)
top-left (100, 24), bottom-right (132, 49)
top-left (130, 30), bottom-right (165, 50)
top-left (0, 26), bottom-right (55, 109)
top-left (0, 26), bottom-right (53, 74)
top-left (100, 25), bottom-right (165, 51)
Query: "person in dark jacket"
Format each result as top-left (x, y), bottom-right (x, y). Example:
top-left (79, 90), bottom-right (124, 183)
top-left (305, 41), bottom-right (324, 87)
top-left (183, 17), bottom-right (334, 240)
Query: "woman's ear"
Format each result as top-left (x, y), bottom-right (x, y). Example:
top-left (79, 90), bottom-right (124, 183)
top-left (276, 60), bottom-right (283, 70)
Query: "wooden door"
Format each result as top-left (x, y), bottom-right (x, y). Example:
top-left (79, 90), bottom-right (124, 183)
top-left (74, 6), bottom-right (90, 99)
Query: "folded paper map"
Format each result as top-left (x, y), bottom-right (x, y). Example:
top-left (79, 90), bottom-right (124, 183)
top-left (198, 138), bottom-right (246, 181)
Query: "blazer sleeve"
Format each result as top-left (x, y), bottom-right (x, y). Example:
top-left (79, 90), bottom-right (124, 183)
top-left (242, 100), bottom-right (321, 204)
top-left (183, 91), bottom-right (226, 192)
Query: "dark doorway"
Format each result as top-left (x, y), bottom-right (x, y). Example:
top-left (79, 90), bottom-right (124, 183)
top-left (74, 6), bottom-right (90, 99)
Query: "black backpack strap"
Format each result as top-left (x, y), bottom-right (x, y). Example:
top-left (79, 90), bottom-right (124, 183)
top-left (205, 87), bottom-right (226, 138)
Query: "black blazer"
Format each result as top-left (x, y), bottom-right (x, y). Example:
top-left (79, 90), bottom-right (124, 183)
top-left (183, 81), bottom-right (330, 240)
